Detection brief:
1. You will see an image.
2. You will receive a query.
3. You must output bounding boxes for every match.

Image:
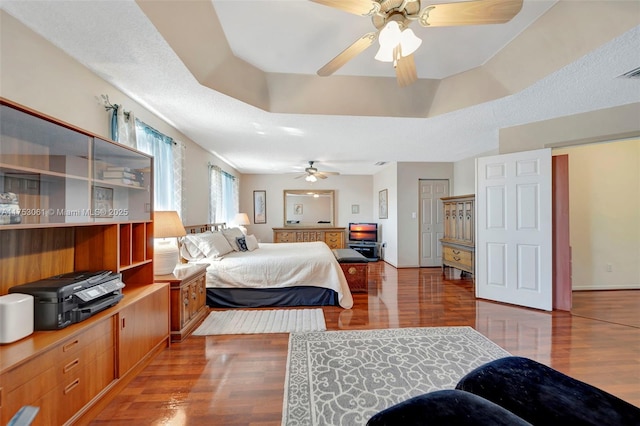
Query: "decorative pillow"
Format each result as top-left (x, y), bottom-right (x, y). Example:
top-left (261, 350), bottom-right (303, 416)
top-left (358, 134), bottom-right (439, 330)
top-left (195, 231), bottom-right (234, 258)
top-left (236, 236), bottom-right (248, 252)
top-left (222, 227), bottom-right (245, 251)
top-left (245, 234), bottom-right (259, 251)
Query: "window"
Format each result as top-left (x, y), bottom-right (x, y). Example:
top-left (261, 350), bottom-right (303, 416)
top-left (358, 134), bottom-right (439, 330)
top-left (209, 164), bottom-right (238, 224)
top-left (135, 120), bottom-right (182, 212)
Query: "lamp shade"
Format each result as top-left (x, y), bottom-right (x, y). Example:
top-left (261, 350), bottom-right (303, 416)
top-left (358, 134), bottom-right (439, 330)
top-left (375, 21), bottom-right (422, 62)
top-left (153, 211), bottom-right (186, 238)
top-left (234, 212), bottom-right (250, 226)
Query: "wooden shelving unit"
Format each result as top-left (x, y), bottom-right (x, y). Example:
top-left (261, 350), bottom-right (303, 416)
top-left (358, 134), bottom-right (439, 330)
top-left (0, 98), bottom-right (169, 425)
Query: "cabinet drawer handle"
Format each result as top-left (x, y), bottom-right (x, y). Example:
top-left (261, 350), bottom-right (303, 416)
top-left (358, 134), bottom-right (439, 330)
top-left (63, 358), bottom-right (80, 373)
top-left (63, 339), bottom-right (79, 352)
top-left (453, 256), bottom-right (461, 261)
top-left (348, 267), bottom-right (357, 275)
top-left (452, 249), bottom-right (460, 255)
top-left (64, 378), bottom-right (80, 395)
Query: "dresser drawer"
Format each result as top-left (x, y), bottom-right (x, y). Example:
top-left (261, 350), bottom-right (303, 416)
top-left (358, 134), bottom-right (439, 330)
top-left (1, 319), bottom-right (115, 425)
top-left (443, 246), bottom-right (472, 267)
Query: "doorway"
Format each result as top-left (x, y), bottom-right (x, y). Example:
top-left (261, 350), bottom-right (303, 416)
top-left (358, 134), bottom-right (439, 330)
top-left (553, 139), bottom-right (640, 324)
top-left (419, 179), bottom-right (449, 267)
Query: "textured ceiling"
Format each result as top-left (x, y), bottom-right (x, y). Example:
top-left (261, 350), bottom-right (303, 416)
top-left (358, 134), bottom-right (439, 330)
top-left (1, 0), bottom-right (639, 175)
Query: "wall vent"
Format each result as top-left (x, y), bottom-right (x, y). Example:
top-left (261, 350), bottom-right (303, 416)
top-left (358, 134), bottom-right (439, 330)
top-left (374, 161), bottom-right (388, 166)
top-left (618, 66), bottom-right (640, 79)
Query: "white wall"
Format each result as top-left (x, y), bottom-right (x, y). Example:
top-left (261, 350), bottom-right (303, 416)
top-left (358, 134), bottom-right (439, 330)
top-left (396, 162), bottom-right (454, 267)
top-left (0, 11), bottom-right (238, 227)
top-left (373, 164), bottom-right (398, 265)
top-left (239, 174), bottom-right (373, 243)
top-left (453, 149), bottom-right (498, 195)
top-left (554, 139), bottom-right (640, 290)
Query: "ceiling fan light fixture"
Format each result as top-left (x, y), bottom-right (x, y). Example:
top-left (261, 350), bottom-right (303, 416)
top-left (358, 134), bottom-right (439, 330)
top-left (375, 21), bottom-right (422, 62)
top-left (305, 174), bottom-right (317, 182)
top-left (400, 28), bottom-right (422, 56)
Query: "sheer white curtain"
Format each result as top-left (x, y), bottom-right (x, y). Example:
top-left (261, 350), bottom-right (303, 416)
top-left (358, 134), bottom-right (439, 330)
top-left (135, 120), bottom-right (176, 211)
top-left (209, 164), bottom-right (238, 224)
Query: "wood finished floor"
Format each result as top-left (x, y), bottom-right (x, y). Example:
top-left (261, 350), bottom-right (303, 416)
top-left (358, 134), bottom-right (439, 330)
top-left (91, 262), bottom-right (640, 425)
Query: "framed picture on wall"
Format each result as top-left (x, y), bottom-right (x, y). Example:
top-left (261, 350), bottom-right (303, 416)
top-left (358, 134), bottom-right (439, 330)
top-left (294, 203), bottom-right (303, 215)
top-left (379, 189), bottom-right (388, 219)
top-left (253, 190), bottom-right (266, 224)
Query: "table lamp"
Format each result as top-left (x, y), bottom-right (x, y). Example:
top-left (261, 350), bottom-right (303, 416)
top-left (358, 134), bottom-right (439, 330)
top-left (234, 212), bottom-right (250, 235)
top-left (154, 210), bottom-right (186, 275)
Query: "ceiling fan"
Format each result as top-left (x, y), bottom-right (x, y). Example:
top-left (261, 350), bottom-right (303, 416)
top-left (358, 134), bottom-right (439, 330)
top-left (295, 161), bottom-right (339, 182)
top-left (312, 0), bottom-right (524, 87)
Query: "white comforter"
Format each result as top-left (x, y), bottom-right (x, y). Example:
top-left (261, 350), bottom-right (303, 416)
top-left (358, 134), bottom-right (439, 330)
top-left (198, 242), bottom-right (353, 309)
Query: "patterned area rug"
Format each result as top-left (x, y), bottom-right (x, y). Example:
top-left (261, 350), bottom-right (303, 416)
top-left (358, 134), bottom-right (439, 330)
top-left (282, 326), bottom-right (511, 425)
top-left (193, 308), bottom-right (326, 335)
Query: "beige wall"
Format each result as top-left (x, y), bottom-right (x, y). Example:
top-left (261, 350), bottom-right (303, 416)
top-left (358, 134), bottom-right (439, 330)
top-left (239, 174), bottom-right (373, 244)
top-left (554, 139), bottom-right (640, 290)
top-left (0, 11), bottom-right (237, 227)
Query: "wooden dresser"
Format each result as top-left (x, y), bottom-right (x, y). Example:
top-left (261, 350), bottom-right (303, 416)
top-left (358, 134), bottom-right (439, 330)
top-left (272, 227), bottom-right (345, 249)
top-left (440, 194), bottom-right (475, 278)
top-left (155, 263), bottom-right (208, 342)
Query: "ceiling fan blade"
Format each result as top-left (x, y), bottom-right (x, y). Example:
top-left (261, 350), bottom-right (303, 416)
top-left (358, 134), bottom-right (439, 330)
top-left (395, 54), bottom-right (417, 87)
top-left (318, 32), bottom-right (378, 77)
top-left (418, 0), bottom-right (523, 27)
top-left (310, 0), bottom-right (381, 16)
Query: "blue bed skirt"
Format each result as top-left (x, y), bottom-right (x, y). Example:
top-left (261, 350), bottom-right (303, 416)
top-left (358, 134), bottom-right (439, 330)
top-left (206, 286), bottom-right (340, 308)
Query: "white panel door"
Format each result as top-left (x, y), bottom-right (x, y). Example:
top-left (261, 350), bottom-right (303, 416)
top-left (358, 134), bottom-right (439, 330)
top-left (420, 180), bottom-right (449, 267)
top-left (476, 148), bottom-right (552, 311)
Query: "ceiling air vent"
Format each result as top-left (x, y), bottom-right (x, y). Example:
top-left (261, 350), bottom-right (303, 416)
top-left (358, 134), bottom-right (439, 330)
top-left (619, 66), bottom-right (640, 79)
top-left (375, 161), bottom-right (388, 166)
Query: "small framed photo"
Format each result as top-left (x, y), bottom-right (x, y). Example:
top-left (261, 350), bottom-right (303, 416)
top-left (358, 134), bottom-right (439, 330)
top-left (253, 190), bottom-right (267, 224)
top-left (294, 203), bottom-right (303, 215)
top-left (379, 189), bottom-right (388, 219)
top-left (92, 186), bottom-right (113, 218)
top-left (351, 204), bottom-right (360, 214)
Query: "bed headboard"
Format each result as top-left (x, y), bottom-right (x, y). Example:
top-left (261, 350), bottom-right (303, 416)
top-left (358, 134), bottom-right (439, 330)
top-left (184, 223), bottom-right (226, 234)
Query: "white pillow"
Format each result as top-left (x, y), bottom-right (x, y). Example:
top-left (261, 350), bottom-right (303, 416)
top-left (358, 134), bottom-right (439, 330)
top-left (181, 232), bottom-right (209, 260)
top-left (222, 227), bottom-right (245, 251)
top-left (245, 234), bottom-right (259, 251)
top-left (194, 231), bottom-right (234, 258)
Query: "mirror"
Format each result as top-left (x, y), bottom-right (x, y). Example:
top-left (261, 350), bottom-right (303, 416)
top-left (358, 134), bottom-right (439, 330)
top-left (284, 190), bottom-right (334, 227)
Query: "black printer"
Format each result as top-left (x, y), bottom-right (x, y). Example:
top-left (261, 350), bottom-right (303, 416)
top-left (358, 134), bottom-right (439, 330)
top-left (9, 271), bottom-right (125, 330)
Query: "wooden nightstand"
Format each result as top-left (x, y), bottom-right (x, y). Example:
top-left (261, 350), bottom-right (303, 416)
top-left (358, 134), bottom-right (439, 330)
top-left (155, 263), bottom-right (208, 342)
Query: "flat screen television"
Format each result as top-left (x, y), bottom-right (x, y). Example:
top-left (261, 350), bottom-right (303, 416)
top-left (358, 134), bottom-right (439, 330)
top-left (348, 223), bottom-right (378, 243)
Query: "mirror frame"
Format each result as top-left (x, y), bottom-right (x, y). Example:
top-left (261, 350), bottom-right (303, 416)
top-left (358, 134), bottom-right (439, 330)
top-left (283, 189), bottom-right (335, 227)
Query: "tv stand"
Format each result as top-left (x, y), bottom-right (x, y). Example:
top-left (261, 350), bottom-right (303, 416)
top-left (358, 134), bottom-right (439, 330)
top-left (347, 242), bottom-right (379, 261)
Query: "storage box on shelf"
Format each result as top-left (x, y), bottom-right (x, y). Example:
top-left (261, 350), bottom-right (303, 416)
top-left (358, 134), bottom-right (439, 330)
top-left (0, 98), bottom-right (169, 425)
top-left (440, 194), bottom-right (475, 278)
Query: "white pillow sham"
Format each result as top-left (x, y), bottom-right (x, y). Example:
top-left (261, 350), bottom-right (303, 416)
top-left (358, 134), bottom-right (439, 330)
top-left (222, 227), bottom-right (245, 251)
top-left (245, 234), bottom-right (259, 251)
top-left (195, 231), bottom-right (234, 258)
top-left (181, 231), bottom-right (233, 260)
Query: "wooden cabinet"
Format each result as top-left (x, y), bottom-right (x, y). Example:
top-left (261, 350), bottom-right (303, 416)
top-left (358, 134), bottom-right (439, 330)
top-left (118, 285), bottom-right (170, 376)
top-left (340, 263), bottom-right (369, 293)
top-left (441, 195), bottom-right (475, 277)
top-left (272, 227), bottom-right (345, 249)
top-left (156, 263), bottom-right (208, 342)
top-left (0, 98), bottom-right (168, 424)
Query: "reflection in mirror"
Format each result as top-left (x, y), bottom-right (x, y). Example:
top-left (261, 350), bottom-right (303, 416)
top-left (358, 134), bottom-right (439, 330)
top-left (284, 190), bottom-right (334, 227)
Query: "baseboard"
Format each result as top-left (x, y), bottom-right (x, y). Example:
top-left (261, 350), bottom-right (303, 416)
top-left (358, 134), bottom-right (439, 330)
top-left (573, 285), bottom-right (640, 291)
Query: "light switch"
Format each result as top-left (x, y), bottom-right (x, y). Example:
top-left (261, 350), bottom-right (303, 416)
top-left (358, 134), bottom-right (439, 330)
top-left (411, 212), bottom-right (416, 219)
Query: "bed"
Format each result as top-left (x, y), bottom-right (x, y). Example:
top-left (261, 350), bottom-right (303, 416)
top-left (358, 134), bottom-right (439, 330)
top-left (181, 224), bottom-right (353, 309)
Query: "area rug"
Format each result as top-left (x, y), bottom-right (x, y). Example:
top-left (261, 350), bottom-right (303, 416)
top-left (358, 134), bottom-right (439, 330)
top-left (282, 326), bottom-right (511, 425)
top-left (193, 308), bottom-right (326, 335)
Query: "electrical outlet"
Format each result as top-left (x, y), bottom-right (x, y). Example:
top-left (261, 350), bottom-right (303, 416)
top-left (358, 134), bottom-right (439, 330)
top-left (606, 263), bottom-right (613, 272)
